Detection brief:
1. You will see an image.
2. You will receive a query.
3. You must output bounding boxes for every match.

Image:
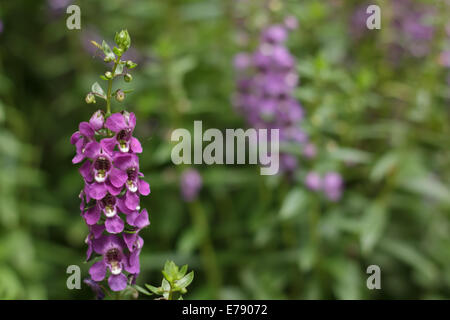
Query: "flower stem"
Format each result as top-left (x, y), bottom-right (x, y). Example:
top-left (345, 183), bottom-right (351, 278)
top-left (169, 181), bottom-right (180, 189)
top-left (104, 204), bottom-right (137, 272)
top-left (106, 57), bottom-right (121, 116)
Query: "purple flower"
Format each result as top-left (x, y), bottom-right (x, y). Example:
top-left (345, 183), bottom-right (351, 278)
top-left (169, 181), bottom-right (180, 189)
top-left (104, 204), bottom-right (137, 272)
top-left (262, 25), bottom-right (288, 44)
top-left (323, 172), bottom-right (343, 201)
top-left (102, 111), bottom-right (142, 154)
top-left (234, 53), bottom-right (252, 70)
top-left (84, 278), bottom-right (105, 300)
top-left (89, 235), bottom-right (131, 292)
top-left (284, 16), bottom-right (299, 31)
top-left (113, 153), bottom-right (150, 196)
top-left (180, 169), bottom-right (202, 202)
top-left (439, 51), bottom-right (450, 67)
top-left (305, 171), bottom-right (322, 191)
top-left (70, 122), bottom-right (95, 164)
top-left (303, 143), bottom-right (317, 159)
top-left (85, 224), bottom-right (105, 261)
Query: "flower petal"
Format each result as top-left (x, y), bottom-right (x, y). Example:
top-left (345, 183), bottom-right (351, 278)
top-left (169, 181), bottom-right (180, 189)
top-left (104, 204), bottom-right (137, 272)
top-left (91, 224), bottom-right (105, 239)
top-left (126, 250), bottom-right (140, 274)
top-left (125, 191), bottom-right (139, 211)
top-left (100, 137), bottom-right (117, 155)
top-left (109, 167), bottom-right (128, 188)
top-left (89, 110), bottom-right (104, 131)
top-left (130, 137), bottom-right (142, 153)
top-left (84, 206), bottom-right (101, 225)
top-left (84, 141), bottom-right (101, 159)
top-left (105, 113), bottom-right (127, 132)
top-left (134, 209), bottom-right (150, 229)
top-left (79, 122), bottom-right (95, 139)
top-left (106, 180), bottom-right (122, 196)
top-left (72, 152), bottom-right (85, 164)
top-left (105, 216), bottom-right (124, 234)
top-left (89, 261), bottom-right (107, 282)
top-left (113, 153), bottom-right (137, 171)
top-left (79, 160), bottom-right (93, 182)
top-left (88, 182), bottom-right (107, 200)
top-left (123, 232), bottom-right (137, 252)
top-left (117, 197), bottom-right (134, 215)
top-left (86, 243), bottom-right (93, 261)
top-left (128, 112), bottom-right (136, 129)
top-left (108, 273), bottom-right (127, 292)
top-left (70, 131), bottom-right (81, 145)
top-left (138, 179), bottom-right (150, 196)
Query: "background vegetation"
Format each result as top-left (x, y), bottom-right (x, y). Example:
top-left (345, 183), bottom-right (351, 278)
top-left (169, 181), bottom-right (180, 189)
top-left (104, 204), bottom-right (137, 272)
top-left (0, 0), bottom-right (449, 299)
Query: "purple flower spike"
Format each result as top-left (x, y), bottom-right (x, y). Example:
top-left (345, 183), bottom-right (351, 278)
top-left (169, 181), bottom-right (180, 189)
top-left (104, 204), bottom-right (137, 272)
top-left (72, 108), bottom-right (150, 293)
top-left (233, 19), bottom-right (306, 173)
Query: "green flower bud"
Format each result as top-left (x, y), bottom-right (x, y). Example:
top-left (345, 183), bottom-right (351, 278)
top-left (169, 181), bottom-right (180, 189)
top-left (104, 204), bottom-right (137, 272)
top-left (115, 89), bottom-right (125, 102)
top-left (126, 60), bottom-right (133, 68)
top-left (104, 56), bottom-right (113, 63)
top-left (114, 29), bottom-right (131, 52)
top-left (105, 71), bottom-right (113, 79)
top-left (124, 73), bottom-right (133, 82)
top-left (85, 93), bottom-right (96, 104)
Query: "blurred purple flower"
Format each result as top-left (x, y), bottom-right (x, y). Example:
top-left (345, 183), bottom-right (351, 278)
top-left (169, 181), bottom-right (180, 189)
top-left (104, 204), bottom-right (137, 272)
top-left (305, 171), bottom-right (322, 191)
top-left (323, 172), bottom-right (343, 201)
top-left (284, 16), bottom-right (299, 31)
top-left (439, 51), bottom-right (450, 67)
top-left (303, 143), bottom-right (317, 159)
top-left (180, 169), bottom-right (202, 202)
top-left (351, 0), bottom-right (436, 59)
top-left (234, 21), bottom-right (306, 173)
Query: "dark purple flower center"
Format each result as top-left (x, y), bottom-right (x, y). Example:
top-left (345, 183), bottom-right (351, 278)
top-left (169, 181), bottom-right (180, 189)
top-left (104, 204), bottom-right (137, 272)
top-left (117, 129), bottom-right (132, 142)
top-left (105, 248), bottom-right (120, 263)
top-left (105, 248), bottom-right (123, 275)
top-left (127, 167), bottom-right (138, 181)
top-left (101, 194), bottom-right (116, 207)
top-left (101, 194), bottom-right (117, 217)
top-left (94, 156), bottom-right (111, 172)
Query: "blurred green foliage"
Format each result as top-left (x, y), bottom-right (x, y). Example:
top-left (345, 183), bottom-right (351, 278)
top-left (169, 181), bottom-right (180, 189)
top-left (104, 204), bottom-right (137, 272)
top-left (0, 0), bottom-right (449, 299)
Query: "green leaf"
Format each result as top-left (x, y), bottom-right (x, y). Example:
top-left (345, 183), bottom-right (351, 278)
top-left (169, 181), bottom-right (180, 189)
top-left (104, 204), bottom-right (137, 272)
top-left (114, 62), bottom-right (124, 76)
top-left (101, 41), bottom-right (115, 61)
top-left (179, 264), bottom-right (188, 277)
top-left (330, 147), bottom-right (372, 164)
top-left (91, 82), bottom-right (106, 99)
top-left (174, 271), bottom-right (194, 289)
top-left (370, 152), bottom-right (398, 182)
top-left (145, 284), bottom-right (162, 295)
top-left (161, 278), bottom-right (171, 292)
top-left (163, 260), bottom-right (179, 281)
top-left (360, 202), bottom-right (387, 254)
top-left (134, 285), bottom-right (152, 296)
top-left (279, 188), bottom-right (308, 219)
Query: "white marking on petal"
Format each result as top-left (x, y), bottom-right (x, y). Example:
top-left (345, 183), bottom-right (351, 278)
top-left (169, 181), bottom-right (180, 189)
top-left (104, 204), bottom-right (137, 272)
top-left (104, 206), bottom-right (116, 218)
top-left (110, 262), bottom-right (122, 275)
